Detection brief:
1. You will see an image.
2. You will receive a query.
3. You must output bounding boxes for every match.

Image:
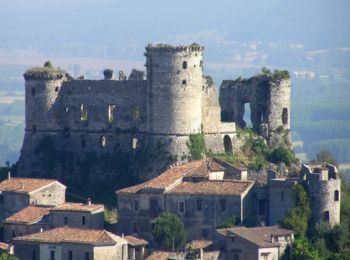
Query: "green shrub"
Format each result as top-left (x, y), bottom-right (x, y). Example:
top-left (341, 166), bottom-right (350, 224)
top-left (268, 146), bottom-right (296, 166)
top-left (186, 133), bottom-right (206, 160)
top-left (44, 60), bottom-right (53, 68)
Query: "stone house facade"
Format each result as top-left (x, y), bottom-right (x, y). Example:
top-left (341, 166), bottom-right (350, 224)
top-left (49, 201), bottom-right (104, 229)
top-left (116, 159), bottom-right (254, 243)
top-left (2, 205), bottom-right (52, 242)
top-left (13, 227), bottom-right (128, 260)
top-left (124, 235), bottom-right (148, 260)
top-left (0, 176), bottom-right (66, 222)
top-left (216, 226), bottom-right (294, 260)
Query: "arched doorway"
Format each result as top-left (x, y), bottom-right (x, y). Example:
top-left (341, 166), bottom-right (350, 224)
top-left (223, 135), bottom-right (233, 153)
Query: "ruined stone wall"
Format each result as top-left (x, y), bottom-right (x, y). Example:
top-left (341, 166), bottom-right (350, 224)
top-left (219, 75), bottom-right (291, 147)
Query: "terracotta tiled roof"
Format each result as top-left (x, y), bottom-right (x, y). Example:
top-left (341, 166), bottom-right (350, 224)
top-left (51, 202), bottom-right (104, 212)
top-left (124, 235), bottom-right (148, 246)
top-left (117, 160), bottom-right (205, 194)
top-left (145, 251), bottom-right (177, 260)
top-left (167, 180), bottom-right (253, 196)
top-left (13, 227), bottom-right (126, 245)
top-left (117, 159), bottom-right (234, 194)
top-left (186, 239), bottom-right (213, 249)
top-left (4, 206), bottom-right (51, 224)
top-left (0, 242), bottom-right (10, 251)
top-left (217, 226), bottom-right (293, 248)
top-left (0, 178), bottom-right (63, 193)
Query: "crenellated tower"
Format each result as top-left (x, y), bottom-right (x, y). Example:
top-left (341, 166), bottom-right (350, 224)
top-left (23, 67), bottom-right (67, 133)
top-left (145, 43), bottom-right (204, 135)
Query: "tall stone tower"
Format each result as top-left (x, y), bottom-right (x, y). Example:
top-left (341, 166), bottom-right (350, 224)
top-left (145, 43), bottom-right (204, 135)
top-left (302, 163), bottom-right (341, 226)
top-left (23, 67), bottom-right (67, 133)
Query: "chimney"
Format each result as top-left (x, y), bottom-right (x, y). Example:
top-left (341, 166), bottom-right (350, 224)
top-left (122, 233), bottom-right (124, 238)
top-left (8, 171), bottom-right (11, 179)
top-left (87, 197), bottom-right (91, 205)
top-left (9, 244), bottom-right (14, 255)
top-left (40, 228), bottom-right (43, 233)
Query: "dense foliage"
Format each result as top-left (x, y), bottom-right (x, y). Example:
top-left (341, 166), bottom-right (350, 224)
top-left (152, 212), bottom-right (186, 252)
top-left (0, 254), bottom-right (18, 260)
top-left (186, 133), bottom-right (206, 160)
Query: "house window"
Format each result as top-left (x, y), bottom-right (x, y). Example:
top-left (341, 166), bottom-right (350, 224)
top-left (261, 253), bottom-right (270, 260)
top-left (12, 230), bottom-right (15, 238)
top-left (324, 211), bottom-right (330, 223)
top-left (101, 136), bottom-right (107, 147)
top-left (134, 200), bottom-right (139, 212)
top-left (182, 80), bottom-right (187, 85)
top-left (132, 138), bottom-right (138, 150)
top-left (220, 199), bottom-right (226, 211)
top-left (150, 199), bottom-right (159, 218)
top-left (131, 106), bottom-right (140, 121)
top-left (32, 249), bottom-right (36, 260)
top-left (334, 190), bottom-right (339, 201)
top-left (82, 216), bottom-right (86, 226)
top-left (85, 252), bottom-right (90, 260)
top-left (64, 217), bottom-right (68, 225)
top-left (80, 104), bottom-right (88, 121)
top-left (281, 190), bottom-right (284, 201)
top-left (183, 61), bottom-right (188, 69)
top-left (133, 222), bottom-right (138, 233)
top-left (196, 200), bottom-right (202, 211)
top-left (50, 250), bottom-right (55, 260)
top-left (179, 201), bottom-right (185, 213)
top-left (68, 251), bottom-right (73, 260)
top-left (0, 195), bottom-right (4, 203)
top-left (108, 105), bottom-right (115, 123)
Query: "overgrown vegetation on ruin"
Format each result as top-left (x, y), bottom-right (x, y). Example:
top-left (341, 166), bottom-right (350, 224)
top-left (261, 67), bottom-right (290, 80)
top-left (187, 133), bottom-right (206, 160)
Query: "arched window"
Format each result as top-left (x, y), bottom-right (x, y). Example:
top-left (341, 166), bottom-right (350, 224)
top-left (223, 135), bottom-right (233, 153)
top-left (183, 61), bottom-right (188, 69)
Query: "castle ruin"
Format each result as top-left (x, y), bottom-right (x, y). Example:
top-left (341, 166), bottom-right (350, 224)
top-left (18, 43), bottom-right (291, 190)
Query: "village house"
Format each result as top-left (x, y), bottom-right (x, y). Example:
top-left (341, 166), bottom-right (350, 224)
top-left (117, 158), bottom-right (254, 242)
top-left (124, 235), bottom-right (148, 260)
top-left (216, 226), bottom-right (294, 260)
top-left (2, 205), bottom-right (52, 242)
top-left (49, 200), bottom-right (104, 229)
top-left (0, 175), bottom-right (66, 222)
top-left (13, 226), bottom-right (128, 260)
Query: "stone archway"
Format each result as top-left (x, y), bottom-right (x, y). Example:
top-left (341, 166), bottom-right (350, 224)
top-left (223, 135), bottom-right (233, 153)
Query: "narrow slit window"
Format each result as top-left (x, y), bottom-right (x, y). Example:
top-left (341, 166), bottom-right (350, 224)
top-left (132, 138), bottom-right (138, 150)
top-left (80, 104), bottom-right (88, 121)
top-left (108, 105), bottom-right (115, 123)
top-left (101, 136), bottom-right (107, 147)
top-left (334, 190), bottom-right (339, 201)
top-left (55, 86), bottom-right (59, 92)
top-left (182, 80), bottom-right (187, 85)
top-left (183, 61), bottom-right (188, 69)
top-left (197, 200), bottom-right (202, 211)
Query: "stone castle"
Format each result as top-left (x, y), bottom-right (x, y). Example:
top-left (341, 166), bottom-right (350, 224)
top-left (18, 43), bottom-right (291, 186)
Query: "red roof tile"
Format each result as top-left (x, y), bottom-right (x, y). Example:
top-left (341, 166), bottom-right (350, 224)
top-left (0, 178), bottom-right (63, 193)
top-left (51, 202), bottom-right (104, 212)
top-left (217, 226), bottom-right (293, 248)
top-left (167, 180), bottom-right (253, 196)
top-left (4, 206), bottom-right (51, 224)
top-left (14, 227), bottom-right (126, 245)
top-left (124, 235), bottom-right (148, 246)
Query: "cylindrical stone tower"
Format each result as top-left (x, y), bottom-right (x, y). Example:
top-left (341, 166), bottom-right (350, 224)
top-left (24, 67), bottom-right (66, 132)
top-left (145, 43), bottom-right (204, 135)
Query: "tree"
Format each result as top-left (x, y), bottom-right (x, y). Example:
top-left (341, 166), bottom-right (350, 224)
top-left (0, 253), bottom-right (18, 260)
top-left (316, 149), bottom-right (338, 166)
top-left (43, 60), bottom-right (53, 69)
top-left (152, 212), bottom-right (186, 252)
top-left (283, 184), bottom-right (311, 237)
top-left (268, 146), bottom-right (295, 166)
